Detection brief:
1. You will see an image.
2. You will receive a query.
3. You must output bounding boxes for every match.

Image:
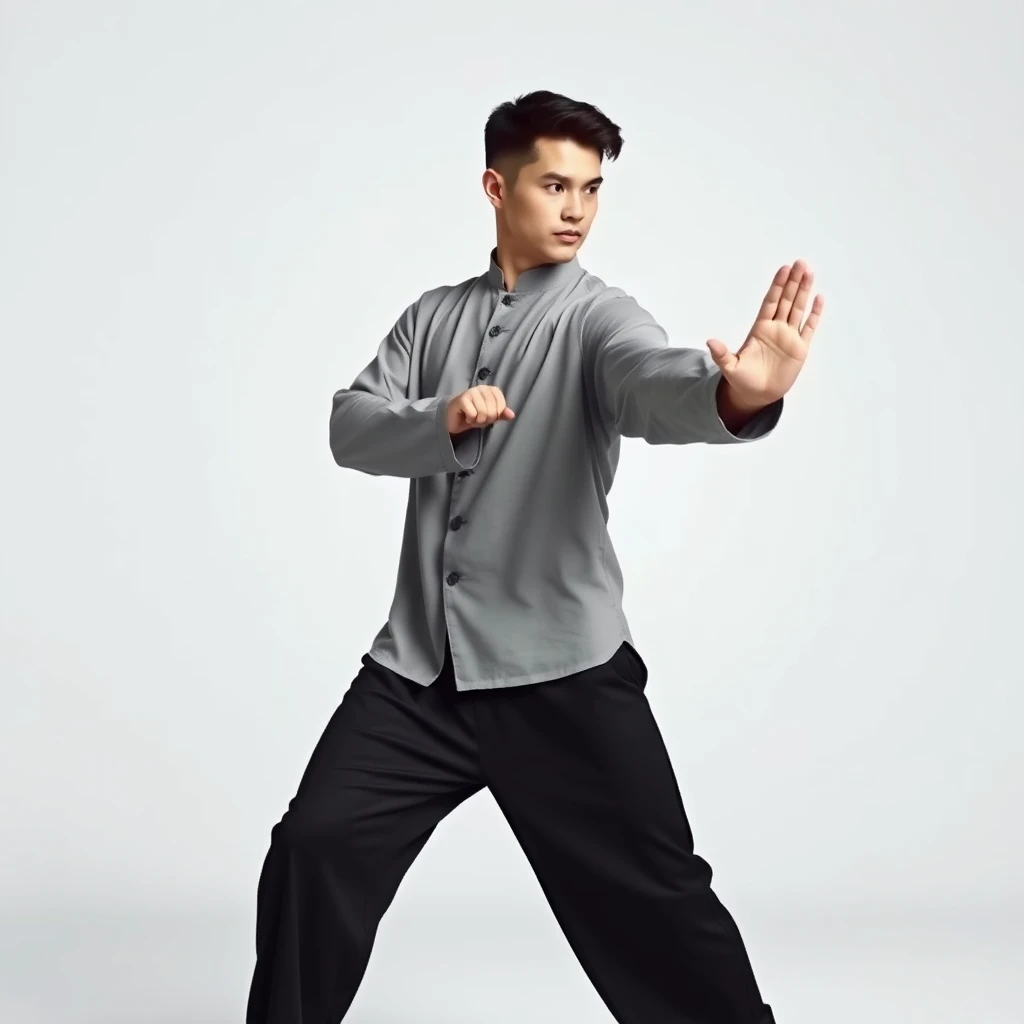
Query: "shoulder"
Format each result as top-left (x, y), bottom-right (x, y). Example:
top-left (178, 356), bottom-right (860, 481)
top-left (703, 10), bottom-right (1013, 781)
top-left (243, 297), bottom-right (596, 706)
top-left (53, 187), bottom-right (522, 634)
top-left (406, 271), bottom-right (484, 322)
top-left (384, 277), bottom-right (474, 348)
top-left (576, 272), bottom-right (659, 345)
top-left (377, 268), bottom-right (484, 350)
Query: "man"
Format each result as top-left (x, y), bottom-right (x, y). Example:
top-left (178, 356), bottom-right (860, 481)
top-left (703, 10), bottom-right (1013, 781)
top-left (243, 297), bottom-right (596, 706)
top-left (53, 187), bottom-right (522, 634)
top-left (246, 89), bottom-right (823, 1023)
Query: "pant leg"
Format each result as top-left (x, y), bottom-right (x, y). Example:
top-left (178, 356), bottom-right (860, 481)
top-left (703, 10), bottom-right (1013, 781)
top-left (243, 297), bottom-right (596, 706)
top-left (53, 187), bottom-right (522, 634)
top-left (477, 642), bottom-right (775, 1024)
top-left (246, 648), bottom-right (483, 1024)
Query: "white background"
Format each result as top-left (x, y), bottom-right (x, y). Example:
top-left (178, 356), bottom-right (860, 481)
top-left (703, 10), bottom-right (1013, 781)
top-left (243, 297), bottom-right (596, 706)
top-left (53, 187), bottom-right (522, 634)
top-left (2, 1), bottom-right (1021, 1021)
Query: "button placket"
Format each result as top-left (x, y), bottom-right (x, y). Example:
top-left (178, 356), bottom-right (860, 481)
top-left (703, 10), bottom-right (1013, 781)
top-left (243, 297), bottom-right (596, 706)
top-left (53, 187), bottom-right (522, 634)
top-left (475, 293), bottom-right (509, 392)
top-left (448, 292), bottom-right (515, 598)
top-left (485, 292), bottom-right (514, 341)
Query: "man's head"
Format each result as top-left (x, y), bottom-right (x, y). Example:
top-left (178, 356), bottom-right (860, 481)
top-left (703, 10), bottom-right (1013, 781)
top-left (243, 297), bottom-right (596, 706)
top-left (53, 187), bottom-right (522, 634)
top-left (483, 90), bottom-right (623, 268)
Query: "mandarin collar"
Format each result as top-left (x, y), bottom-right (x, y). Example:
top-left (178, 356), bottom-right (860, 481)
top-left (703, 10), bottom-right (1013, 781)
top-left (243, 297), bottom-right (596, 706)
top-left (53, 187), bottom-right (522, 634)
top-left (485, 246), bottom-right (584, 293)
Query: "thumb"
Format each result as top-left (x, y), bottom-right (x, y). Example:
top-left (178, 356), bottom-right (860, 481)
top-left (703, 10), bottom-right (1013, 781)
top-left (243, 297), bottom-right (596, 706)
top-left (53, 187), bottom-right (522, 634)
top-left (500, 407), bottom-right (515, 419)
top-left (706, 339), bottom-right (738, 375)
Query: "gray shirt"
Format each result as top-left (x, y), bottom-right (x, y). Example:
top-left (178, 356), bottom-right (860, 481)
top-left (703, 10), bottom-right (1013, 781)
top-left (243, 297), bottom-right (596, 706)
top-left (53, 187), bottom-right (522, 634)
top-left (329, 248), bottom-right (782, 690)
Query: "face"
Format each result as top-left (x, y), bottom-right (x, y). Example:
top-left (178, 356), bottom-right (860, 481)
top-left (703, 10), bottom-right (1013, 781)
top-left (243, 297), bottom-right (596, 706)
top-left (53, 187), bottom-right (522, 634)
top-left (484, 136), bottom-right (603, 265)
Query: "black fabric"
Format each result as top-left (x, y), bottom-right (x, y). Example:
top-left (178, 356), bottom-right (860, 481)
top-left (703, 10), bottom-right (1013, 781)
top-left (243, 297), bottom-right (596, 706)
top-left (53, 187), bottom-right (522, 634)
top-left (246, 637), bottom-right (775, 1024)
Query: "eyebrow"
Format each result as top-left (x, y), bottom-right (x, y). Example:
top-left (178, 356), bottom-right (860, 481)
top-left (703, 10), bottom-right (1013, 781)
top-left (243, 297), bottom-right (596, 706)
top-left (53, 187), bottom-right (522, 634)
top-left (538, 172), bottom-right (604, 186)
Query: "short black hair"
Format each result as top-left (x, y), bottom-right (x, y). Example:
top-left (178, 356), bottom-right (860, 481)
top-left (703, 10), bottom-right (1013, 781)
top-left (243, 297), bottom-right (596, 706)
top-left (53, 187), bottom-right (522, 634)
top-left (484, 90), bottom-right (623, 188)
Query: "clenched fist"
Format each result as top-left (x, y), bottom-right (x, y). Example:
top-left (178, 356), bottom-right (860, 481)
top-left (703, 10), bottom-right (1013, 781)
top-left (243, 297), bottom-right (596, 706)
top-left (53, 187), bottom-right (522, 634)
top-left (446, 385), bottom-right (516, 436)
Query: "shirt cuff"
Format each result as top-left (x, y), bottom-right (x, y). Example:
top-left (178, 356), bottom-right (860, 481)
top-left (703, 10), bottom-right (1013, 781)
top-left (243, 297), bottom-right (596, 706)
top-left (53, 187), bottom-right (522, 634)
top-left (436, 397), bottom-right (484, 472)
top-left (704, 371), bottom-right (784, 442)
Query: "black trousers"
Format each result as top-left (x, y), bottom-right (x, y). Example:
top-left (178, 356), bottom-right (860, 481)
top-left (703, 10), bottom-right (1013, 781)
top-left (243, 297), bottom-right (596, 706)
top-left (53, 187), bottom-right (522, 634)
top-left (246, 636), bottom-right (776, 1024)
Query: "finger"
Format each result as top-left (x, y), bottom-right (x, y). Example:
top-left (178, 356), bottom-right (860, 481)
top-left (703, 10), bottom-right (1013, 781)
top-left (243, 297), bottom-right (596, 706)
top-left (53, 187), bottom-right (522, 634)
top-left (462, 391), bottom-right (481, 423)
top-left (491, 388), bottom-right (507, 418)
top-left (788, 268), bottom-right (813, 328)
top-left (756, 264), bottom-right (789, 321)
top-left (775, 261), bottom-right (806, 324)
top-left (463, 395), bottom-right (484, 424)
top-left (799, 294), bottom-right (824, 344)
top-left (706, 338), bottom-right (738, 375)
top-left (481, 389), bottom-right (498, 422)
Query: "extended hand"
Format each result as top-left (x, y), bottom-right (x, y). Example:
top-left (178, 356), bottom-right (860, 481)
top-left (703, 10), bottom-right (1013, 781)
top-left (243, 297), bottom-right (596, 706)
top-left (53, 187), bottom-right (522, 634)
top-left (706, 260), bottom-right (824, 405)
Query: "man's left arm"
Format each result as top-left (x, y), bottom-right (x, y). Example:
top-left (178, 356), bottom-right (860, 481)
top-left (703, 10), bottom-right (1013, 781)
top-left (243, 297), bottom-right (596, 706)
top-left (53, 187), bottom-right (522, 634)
top-left (583, 260), bottom-right (823, 446)
top-left (583, 295), bottom-right (783, 446)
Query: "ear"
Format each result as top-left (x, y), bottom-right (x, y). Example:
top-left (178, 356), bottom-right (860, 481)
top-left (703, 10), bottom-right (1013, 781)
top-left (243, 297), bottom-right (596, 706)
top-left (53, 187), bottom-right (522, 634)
top-left (482, 168), bottom-right (505, 209)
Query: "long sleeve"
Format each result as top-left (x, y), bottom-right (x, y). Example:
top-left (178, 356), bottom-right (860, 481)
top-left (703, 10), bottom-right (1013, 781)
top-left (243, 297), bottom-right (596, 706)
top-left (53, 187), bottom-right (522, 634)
top-left (329, 300), bottom-right (484, 478)
top-left (583, 293), bottom-right (782, 445)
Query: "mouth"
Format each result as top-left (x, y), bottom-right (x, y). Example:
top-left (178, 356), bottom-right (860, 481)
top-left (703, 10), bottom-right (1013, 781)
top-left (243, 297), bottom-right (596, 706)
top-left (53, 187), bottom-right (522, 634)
top-left (554, 231), bottom-right (581, 243)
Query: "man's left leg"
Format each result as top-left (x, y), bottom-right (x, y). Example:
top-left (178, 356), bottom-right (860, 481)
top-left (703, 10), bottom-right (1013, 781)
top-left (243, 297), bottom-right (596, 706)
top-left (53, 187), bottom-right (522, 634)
top-left (476, 642), bottom-right (776, 1024)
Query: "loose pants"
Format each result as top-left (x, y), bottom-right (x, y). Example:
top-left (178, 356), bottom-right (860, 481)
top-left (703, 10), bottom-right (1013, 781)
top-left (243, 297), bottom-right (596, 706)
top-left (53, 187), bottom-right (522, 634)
top-left (245, 636), bottom-right (776, 1023)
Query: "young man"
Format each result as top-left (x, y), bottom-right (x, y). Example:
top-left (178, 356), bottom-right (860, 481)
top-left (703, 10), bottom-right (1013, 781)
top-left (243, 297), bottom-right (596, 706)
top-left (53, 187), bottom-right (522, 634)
top-left (246, 89), bottom-right (823, 1024)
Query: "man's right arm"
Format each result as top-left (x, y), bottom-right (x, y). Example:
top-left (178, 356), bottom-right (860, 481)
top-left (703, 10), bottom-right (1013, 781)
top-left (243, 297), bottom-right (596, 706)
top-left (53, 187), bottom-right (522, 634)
top-left (329, 298), bottom-right (483, 478)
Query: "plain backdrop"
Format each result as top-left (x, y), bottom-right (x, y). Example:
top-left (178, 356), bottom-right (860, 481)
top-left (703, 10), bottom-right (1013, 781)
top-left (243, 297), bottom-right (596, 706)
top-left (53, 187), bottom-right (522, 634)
top-left (1, 1), bottom-right (1021, 1022)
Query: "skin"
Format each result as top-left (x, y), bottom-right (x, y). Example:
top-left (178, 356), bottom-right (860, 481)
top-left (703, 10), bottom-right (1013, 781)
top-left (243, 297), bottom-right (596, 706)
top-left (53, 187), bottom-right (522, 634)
top-left (446, 136), bottom-right (825, 437)
top-left (483, 135), bottom-right (601, 293)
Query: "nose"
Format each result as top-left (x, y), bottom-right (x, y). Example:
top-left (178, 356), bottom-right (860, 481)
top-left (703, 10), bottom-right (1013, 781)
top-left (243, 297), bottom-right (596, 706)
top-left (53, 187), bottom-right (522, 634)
top-left (562, 191), bottom-right (584, 222)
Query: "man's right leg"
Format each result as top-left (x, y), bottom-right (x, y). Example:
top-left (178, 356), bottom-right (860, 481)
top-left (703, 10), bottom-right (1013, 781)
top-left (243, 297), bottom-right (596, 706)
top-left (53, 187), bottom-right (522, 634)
top-left (245, 647), bottom-right (483, 1024)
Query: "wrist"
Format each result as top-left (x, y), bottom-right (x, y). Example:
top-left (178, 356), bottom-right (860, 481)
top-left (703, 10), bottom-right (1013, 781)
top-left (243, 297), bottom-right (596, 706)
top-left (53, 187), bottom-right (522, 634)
top-left (716, 377), bottom-right (771, 433)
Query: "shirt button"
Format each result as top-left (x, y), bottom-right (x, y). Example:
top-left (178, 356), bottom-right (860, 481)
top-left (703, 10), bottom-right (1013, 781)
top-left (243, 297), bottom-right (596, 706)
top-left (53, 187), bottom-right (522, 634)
top-left (449, 515), bottom-right (465, 530)
top-left (501, 295), bottom-right (514, 306)
top-left (488, 325), bottom-right (502, 337)
top-left (476, 367), bottom-right (491, 381)
top-left (446, 572), bottom-right (460, 586)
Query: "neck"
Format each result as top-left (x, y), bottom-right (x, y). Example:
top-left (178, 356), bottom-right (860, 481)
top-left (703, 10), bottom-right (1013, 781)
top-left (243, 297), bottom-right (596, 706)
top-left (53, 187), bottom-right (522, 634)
top-left (493, 231), bottom-right (548, 293)
top-left (486, 238), bottom-right (582, 296)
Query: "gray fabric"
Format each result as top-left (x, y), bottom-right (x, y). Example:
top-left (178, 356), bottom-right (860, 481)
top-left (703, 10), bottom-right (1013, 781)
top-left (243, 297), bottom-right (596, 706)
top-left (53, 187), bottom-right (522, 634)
top-left (329, 248), bottom-right (782, 689)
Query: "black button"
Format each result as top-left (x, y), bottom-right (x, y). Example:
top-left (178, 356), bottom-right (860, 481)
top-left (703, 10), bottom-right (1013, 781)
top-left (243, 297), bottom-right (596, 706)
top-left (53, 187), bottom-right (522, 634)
top-left (476, 367), bottom-right (491, 381)
top-left (449, 516), bottom-right (465, 530)
top-left (488, 325), bottom-right (502, 337)
top-left (446, 572), bottom-right (460, 586)
top-left (456, 469), bottom-right (474, 478)
top-left (501, 295), bottom-right (514, 306)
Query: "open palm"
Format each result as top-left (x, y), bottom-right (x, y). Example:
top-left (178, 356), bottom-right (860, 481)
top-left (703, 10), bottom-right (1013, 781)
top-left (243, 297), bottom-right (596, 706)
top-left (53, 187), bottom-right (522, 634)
top-left (707, 260), bottom-right (825, 403)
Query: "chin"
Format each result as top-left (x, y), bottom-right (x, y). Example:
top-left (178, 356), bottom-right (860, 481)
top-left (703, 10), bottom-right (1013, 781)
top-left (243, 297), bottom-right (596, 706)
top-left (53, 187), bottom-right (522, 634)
top-left (546, 237), bottom-right (583, 259)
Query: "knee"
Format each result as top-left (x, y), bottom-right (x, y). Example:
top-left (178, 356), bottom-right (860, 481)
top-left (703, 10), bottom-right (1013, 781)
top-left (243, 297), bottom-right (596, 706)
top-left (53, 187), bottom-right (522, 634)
top-left (271, 804), bottom-right (343, 860)
top-left (270, 802), bottom-right (377, 871)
